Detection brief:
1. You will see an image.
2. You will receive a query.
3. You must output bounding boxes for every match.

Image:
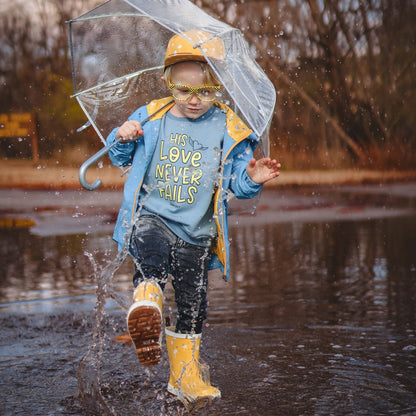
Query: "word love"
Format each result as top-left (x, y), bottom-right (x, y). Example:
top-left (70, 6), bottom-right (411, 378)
top-left (159, 140), bottom-right (201, 166)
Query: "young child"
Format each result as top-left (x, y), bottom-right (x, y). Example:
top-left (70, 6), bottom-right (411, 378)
top-left (106, 30), bottom-right (280, 404)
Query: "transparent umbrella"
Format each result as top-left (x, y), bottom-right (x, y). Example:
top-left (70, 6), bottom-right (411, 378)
top-left (68, 0), bottom-right (276, 190)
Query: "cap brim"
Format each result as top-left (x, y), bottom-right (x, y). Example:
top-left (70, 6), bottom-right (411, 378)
top-left (163, 54), bottom-right (207, 70)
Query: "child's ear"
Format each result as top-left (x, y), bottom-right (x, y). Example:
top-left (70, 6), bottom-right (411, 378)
top-left (161, 76), bottom-right (168, 87)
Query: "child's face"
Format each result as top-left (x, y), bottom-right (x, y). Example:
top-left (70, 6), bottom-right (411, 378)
top-left (165, 62), bottom-right (217, 119)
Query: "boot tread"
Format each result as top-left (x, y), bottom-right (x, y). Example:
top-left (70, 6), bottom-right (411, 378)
top-left (127, 305), bottom-right (162, 367)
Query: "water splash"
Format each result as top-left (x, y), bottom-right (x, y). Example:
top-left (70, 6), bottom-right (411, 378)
top-left (77, 248), bottom-right (129, 415)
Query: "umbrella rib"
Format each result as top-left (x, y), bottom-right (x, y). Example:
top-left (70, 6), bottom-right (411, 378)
top-left (75, 96), bottom-right (106, 145)
top-left (67, 9), bottom-right (146, 24)
top-left (71, 66), bottom-right (163, 98)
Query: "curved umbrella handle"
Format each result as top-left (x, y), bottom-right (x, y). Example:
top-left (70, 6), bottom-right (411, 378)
top-left (79, 138), bottom-right (121, 191)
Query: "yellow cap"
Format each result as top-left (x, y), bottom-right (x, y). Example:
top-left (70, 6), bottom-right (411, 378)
top-left (164, 30), bottom-right (225, 69)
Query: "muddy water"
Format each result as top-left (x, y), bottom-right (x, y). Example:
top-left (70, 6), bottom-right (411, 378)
top-left (1, 184), bottom-right (416, 415)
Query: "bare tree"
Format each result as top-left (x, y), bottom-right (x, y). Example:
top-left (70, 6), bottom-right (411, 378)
top-left (0, 0), bottom-right (102, 158)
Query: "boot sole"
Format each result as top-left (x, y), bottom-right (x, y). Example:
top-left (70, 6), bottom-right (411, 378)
top-left (168, 384), bottom-right (221, 411)
top-left (167, 384), bottom-right (221, 401)
top-left (127, 303), bottom-right (162, 367)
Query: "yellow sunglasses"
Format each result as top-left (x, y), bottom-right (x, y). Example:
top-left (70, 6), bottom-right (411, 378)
top-left (169, 82), bottom-right (221, 102)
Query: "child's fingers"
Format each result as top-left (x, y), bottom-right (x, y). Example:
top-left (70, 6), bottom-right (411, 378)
top-left (117, 121), bottom-right (143, 141)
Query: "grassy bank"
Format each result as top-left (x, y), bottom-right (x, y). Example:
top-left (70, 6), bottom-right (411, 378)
top-left (1, 159), bottom-right (416, 190)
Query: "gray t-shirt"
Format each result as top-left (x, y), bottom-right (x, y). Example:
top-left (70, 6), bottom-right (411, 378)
top-left (140, 106), bottom-right (226, 246)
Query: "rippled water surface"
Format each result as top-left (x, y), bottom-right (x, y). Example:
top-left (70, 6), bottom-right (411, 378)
top-left (1, 184), bottom-right (416, 415)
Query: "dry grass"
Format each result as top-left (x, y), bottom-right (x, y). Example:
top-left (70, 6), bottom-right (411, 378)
top-left (1, 159), bottom-right (416, 190)
top-left (268, 169), bottom-right (416, 187)
top-left (0, 159), bottom-right (126, 190)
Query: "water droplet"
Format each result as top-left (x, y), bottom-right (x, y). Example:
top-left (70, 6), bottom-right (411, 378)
top-left (403, 345), bottom-right (416, 351)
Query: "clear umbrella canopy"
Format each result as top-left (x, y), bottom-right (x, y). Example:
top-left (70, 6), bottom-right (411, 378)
top-left (68, 0), bottom-right (275, 156)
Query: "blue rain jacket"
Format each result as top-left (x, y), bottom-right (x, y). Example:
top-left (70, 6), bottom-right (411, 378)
top-left (106, 97), bottom-right (262, 280)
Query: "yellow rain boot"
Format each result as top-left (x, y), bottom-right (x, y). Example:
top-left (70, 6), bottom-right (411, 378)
top-left (127, 280), bottom-right (163, 366)
top-left (165, 326), bottom-right (221, 406)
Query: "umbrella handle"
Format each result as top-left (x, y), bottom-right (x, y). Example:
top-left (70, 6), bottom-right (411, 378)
top-left (78, 138), bottom-right (121, 191)
top-left (78, 99), bottom-right (174, 191)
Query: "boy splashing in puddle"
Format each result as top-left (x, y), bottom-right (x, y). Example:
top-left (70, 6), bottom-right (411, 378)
top-left (106, 30), bottom-right (280, 405)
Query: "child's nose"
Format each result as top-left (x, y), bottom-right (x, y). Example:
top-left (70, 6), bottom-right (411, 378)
top-left (188, 93), bottom-right (201, 104)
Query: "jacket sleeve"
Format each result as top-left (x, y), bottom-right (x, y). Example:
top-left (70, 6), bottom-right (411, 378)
top-left (229, 134), bottom-right (263, 199)
top-left (106, 128), bottom-right (136, 167)
top-left (105, 107), bottom-right (146, 167)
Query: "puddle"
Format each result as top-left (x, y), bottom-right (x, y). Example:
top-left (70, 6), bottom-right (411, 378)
top-left (1, 184), bottom-right (416, 415)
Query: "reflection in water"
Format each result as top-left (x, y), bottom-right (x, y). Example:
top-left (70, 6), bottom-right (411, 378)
top-left (1, 194), bottom-right (416, 415)
top-left (0, 229), bottom-right (133, 304)
top-left (206, 217), bottom-right (416, 333)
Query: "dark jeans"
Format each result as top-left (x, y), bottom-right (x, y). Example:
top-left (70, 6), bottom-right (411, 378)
top-left (129, 215), bottom-right (209, 334)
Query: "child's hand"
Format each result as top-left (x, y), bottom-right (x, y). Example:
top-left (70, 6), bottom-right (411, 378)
top-left (116, 120), bottom-right (144, 142)
top-left (246, 158), bottom-right (281, 184)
